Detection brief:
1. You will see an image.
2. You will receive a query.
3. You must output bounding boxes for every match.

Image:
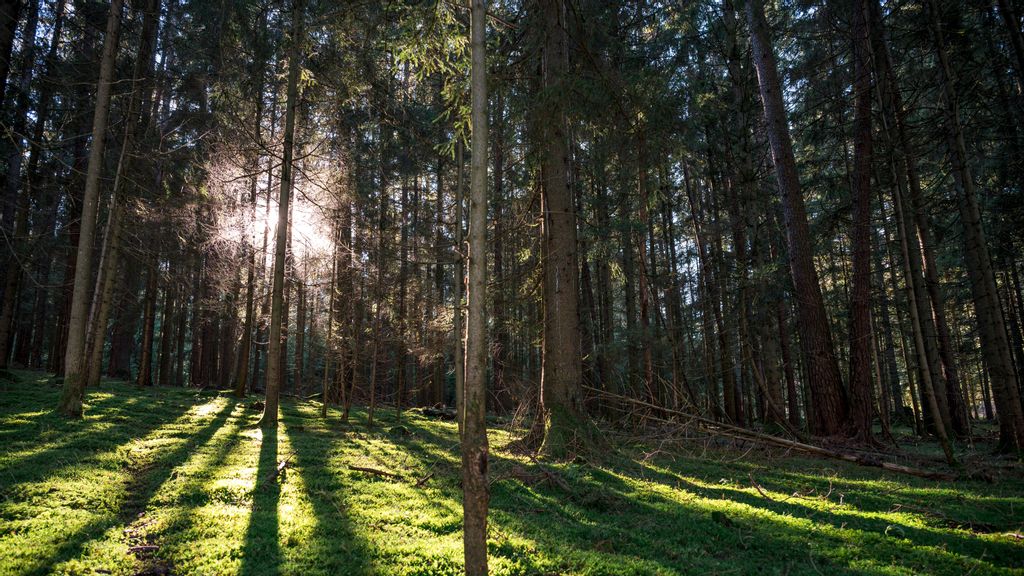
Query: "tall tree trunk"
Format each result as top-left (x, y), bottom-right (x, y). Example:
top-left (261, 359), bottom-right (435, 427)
top-left (260, 0), bottom-right (304, 429)
top-left (461, 2), bottom-right (490, 572)
top-left (538, 0), bottom-right (585, 456)
top-left (57, 0), bottom-right (124, 417)
top-left (848, 0), bottom-right (876, 444)
top-left (924, 0), bottom-right (1024, 451)
top-left (746, 0), bottom-right (849, 436)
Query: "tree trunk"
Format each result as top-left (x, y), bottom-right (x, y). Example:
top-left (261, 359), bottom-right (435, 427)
top-left (924, 0), bottom-right (1024, 451)
top-left (746, 0), bottom-right (848, 436)
top-left (260, 0), bottom-right (304, 428)
top-left (538, 0), bottom-right (585, 456)
top-left (848, 0), bottom-right (876, 444)
top-left (58, 0), bottom-right (124, 417)
top-left (461, 2), bottom-right (490, 572)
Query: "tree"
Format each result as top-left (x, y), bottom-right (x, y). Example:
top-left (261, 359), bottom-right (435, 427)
top-left (460, 3), bottom-right (490, 572)
top-left (847, 0), bottom-right (876, 444)
top-left (57, 0), bottom-right (124, 417)
top-left (745, 0), bottom-right (849, 436)
top-left (538, 0), bottom-right (586, 457)
top-left (260, 0), bottom-right (305, 429)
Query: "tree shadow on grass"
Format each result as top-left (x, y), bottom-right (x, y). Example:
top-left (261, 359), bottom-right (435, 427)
top-left (621, 458), bottom-right (1024, 569)
top-left (282, 420), bottom-right (370, 569)
top-left (0, 378), bottom-right (203, 492)
top-left (486, 457), bottom-right (1023, 575)
top-left (20, 400), bottom-right (236, 575)
top-left (240, 426), bottom-right (281, 576)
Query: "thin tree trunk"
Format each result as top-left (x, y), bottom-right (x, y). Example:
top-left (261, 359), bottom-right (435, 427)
top-left (58, 0), bottom-right (124, 417)
top-left (461, 2), bottom-right (490, 571)
top-left (260, 0), bottom-right (304, 429)
top-left (137, 261), bottom-right (158, 387)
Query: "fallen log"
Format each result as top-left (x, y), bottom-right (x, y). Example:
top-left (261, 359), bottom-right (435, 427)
top-left (584, 386), bottom-right (958, 481)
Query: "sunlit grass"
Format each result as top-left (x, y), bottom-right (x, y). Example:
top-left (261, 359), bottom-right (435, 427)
top-left (1, 370), bottom-right (1022, 575)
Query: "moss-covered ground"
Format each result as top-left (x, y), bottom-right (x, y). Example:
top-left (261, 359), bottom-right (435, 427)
top-left (1, 370), bottom-right (1022, 575)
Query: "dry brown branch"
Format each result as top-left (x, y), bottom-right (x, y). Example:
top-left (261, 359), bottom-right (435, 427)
top-left (584, 385), bottom-right (958, 481)
top-left (348, 465), bottom-right (402, 479)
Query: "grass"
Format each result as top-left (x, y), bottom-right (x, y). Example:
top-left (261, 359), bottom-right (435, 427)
top-left (0, 370), bottom-right (1022, 575)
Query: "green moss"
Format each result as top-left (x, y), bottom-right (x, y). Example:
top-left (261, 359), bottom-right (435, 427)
top-left (1, 370), bottom-right (1022, 575)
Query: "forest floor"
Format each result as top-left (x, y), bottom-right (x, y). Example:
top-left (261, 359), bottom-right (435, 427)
top-left (1, 371), bottom-right (1023, 575)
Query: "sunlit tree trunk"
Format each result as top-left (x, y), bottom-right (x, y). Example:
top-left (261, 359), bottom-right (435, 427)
top-left (461, 2), bottom-right (490, 572)
top-left (260, 0), bottom-right (304, 429)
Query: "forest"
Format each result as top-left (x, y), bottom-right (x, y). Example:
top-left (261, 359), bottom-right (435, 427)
top-left (1, 0), bottom-right (1024, 573)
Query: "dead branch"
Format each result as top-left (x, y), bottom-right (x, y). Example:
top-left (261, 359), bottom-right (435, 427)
top-left (349, 465), bottom-right (402, 480)
top-left (260, 454), bottom-right (294, 488)
top-left (584, 386), bottom-right (958, 481)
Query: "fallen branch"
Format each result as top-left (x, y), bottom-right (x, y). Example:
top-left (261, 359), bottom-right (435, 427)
top-left (260, 454), bottom-right (294, 488)
top-left (584, 386), bottom-right (957, 481)
top-left (349, 465), bottom-right (402, 479)
top-left (414, 472), bottom-right (435, 487)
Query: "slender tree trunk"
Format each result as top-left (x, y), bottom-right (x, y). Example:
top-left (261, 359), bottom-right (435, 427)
top-left (461, 2), bottom-right (490, 572)
top-left (136, 261), bottom-right (158, 387)
top-left (746, 0), bottom-right (848, 436)
top-left (260, 0), bottom-right (304, 429)
top-left (58, 0), bottom-right (124, 417)
top-left (924, 0), bottom-right (1024, 451)
top-left (157, 270), bottom-right (175, 387)
top-left (454, 139), bottom-right (465, 431)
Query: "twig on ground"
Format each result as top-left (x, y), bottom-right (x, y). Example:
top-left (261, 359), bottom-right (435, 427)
top-left (349, 465), bottom-right (402, 479)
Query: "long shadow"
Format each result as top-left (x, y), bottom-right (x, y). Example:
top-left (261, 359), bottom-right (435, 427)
top-left (0, 383), bottom-right (198, 494)
top-left (622, 458), bottom-right (1024, 568)
top-left (241, 426), bottom-right (282, 576)
top-left (490, 456), bottom-right (1024, 574)
top-left (282, 413), bottom-right (371, 574)
top-left (23, 400), bottom-right (236, 575)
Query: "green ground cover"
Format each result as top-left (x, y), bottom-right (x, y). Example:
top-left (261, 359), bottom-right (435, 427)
top-left (1, 371), bottom-right (1022, 575)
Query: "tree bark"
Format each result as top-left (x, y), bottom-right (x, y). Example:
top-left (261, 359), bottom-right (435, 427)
top-left (461, 2), bottom-right (490, 572)
top-left (848, 0), bottom-right (876, 444)
top-left (260, 0), bottom-right (304, 428)
top-left (57, 0), bottom-right (124, 417)
top-left (746, 0), bottom-right (849, 436)
top-left (538, 0), bottom-right (585, 456)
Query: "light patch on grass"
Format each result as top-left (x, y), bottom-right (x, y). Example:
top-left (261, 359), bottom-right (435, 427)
top-left (1, 371), bottom-right (1022, 575)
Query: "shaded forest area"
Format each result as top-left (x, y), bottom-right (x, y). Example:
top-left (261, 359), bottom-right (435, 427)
top-left (1, 0), bottom-right (1024, 573)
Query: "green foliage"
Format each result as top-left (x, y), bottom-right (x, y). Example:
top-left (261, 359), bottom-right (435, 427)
top-left (1, 372), bottom-right (1022, 575)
